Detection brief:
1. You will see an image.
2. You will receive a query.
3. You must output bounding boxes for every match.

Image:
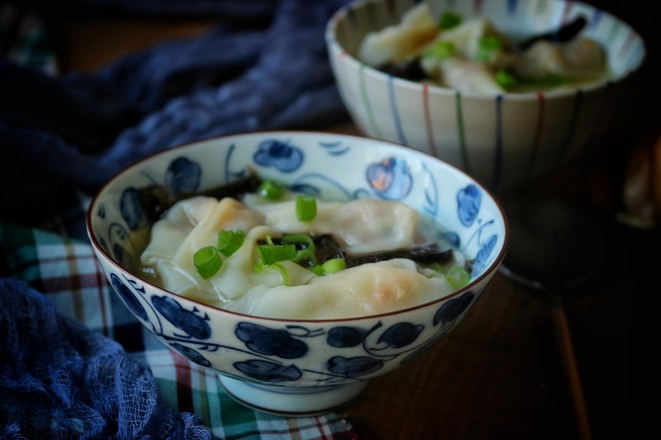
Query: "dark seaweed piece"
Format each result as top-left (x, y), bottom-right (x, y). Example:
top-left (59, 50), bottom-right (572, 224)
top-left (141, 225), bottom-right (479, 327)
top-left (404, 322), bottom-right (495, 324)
top-left (137, 169), bottom-right (263, 222)
top-left (262, 233), bottom-right (455, 268)
top-left (343, 241), bottom-right (455, 267)
top-left (313, 234), bottom-right (455, 268)
top-left (518, 15), bottom-right (588, 50)
top-left (376, 57), bottom-right (427, 82)
top-left (312, 234), bottom-right (346, 264)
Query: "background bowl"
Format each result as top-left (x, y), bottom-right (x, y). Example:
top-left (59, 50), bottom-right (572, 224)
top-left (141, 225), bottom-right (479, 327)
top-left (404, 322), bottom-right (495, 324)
top-left (326, 0), bottom-right (646, 193)
top-left (86, 131), bottom-right (507, 416)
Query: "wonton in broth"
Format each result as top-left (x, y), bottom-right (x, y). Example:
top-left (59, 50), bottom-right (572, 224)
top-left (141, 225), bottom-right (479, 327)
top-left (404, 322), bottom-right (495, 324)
top-left (139, 182), bottom-right (470, 320)
top-left (359, 3), bottom-right (609, 94)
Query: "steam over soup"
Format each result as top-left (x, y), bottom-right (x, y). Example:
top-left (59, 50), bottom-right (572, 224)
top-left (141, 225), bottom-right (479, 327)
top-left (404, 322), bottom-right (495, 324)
top-left (359, 3), bottom-right (609, 93)
top-left (139, 180), bottom-right (471, 319)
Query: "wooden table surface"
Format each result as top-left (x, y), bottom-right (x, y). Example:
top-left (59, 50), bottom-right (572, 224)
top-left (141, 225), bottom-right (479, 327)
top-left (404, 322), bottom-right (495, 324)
top-left (50, 2), bottom-right (658, 438)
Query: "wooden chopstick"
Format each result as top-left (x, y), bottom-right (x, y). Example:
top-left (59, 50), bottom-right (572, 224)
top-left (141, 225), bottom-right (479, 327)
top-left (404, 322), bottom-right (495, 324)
top-left (550, 293), bottom-right (592, 440)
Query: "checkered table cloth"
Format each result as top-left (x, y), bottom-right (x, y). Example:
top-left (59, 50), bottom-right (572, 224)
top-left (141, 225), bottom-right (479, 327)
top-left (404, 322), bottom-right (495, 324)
top-left (0, 209), bottom-right (355, 439)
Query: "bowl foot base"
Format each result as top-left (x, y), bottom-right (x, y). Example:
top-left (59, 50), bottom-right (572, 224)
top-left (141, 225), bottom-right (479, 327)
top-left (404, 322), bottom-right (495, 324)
top-left (218, 375), bottom-right (368, 416)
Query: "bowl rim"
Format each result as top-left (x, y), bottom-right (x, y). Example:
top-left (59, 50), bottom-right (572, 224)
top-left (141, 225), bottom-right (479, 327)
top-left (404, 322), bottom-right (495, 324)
top-left (86, 130), bottom-right (510, 324)
top-left (325, 0), bottom-right (647, 100)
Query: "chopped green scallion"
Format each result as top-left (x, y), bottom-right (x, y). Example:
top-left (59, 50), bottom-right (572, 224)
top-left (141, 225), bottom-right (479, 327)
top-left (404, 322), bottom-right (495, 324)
top-left (282, 234), bottom-right (317, 265)
top-left (495, 69), bottom-right (518, 90)
top-left (271, 263), bottom-right (291, 285)
top-left (322, 258), bottom-right (346, 275)
top-left (193, 246), bottom-right (222, 279)
top-left (217, 229), bottom-right (245, 256)
top-left (476, 36), bottom-right (503, 61)
top-left (423, 40), bottom-right (455, 61)
top-left (254, 262), bottom-right (291, 285)
top-left (296, 195), bottom-right (317, 222)
top-left (282, 233), bottom-right (314, 247)
top-left (258, 179), bottom-right (285, 200)
top-left (445, 266), bottom-right (470, 289)
top-left (257, 243), bottom-right (297, 265)
top-left (294, 248), bottom-right (318, 266)
top-left (309, 265), bottom-right (324, 276)
top-left (439, 11), bottom-right (462, 29)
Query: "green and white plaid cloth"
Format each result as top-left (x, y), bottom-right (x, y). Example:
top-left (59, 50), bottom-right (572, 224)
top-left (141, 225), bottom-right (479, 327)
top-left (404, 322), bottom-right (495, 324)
top-left (0, 214), bottom-right (355, 439)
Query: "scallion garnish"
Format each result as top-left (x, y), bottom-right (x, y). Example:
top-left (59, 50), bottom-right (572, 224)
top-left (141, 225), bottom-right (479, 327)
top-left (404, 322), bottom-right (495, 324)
top-left (282, 234), bottom-right (314, 247)
top-left (258, 179), bottom-right (285, 200)
top-left (217, 229), bottom-right (245, 256)
top-left (282, 234), bottom-right (317, 265)
top-left (271, 263), bottom-right (291, 285)
top-left (309, 265), bottom-right (324, 276)
top-left (495, 68), bottom-right (518, 90)
top-left (257, 243), bottom-right (297, 265)
top-left (296, 195), bottom-right (317, 221)
top-left (294, 248), bottom-right (318, 266)
top-left (193, 246), bottom-right (223, 279)
top-left (321, 258), bottom-right (346, 275)
top-left (423, 40), bottom-right (455, 61)
top-left (439, 11), bottom-right (462, 30)
top-left (476, 35), bottom-right (503, 61)
top-left (445, 266), bottom-right (470, 289)
top-left (254, 261), bottom-right (292, 285)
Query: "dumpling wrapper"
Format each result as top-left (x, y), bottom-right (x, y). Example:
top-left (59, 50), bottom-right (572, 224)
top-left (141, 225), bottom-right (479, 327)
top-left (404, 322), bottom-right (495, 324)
top-left (422, 57), bottom-right (506, 94)
top-left (141, 196), bottom-right (266, 304)
top-left (514, 38), bottom-right (607, 81)
top-left (226, 259), bottom-right (457, 319)
top-left (244, 195), bottom-right (431, 254)
top-left (358, 2), bottom-right (438, 66)
top-left (431, 17), bottom-right (511, 62)
top-left (140, 194), bottom-right (461, 319)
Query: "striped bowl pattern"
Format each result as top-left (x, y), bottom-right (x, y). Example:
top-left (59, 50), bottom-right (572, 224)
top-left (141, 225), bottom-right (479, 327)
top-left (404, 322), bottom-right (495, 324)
top-left (326, 0), bottom-right (646, 193)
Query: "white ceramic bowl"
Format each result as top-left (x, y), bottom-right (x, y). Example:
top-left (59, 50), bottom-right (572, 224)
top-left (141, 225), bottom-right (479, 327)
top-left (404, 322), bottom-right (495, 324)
top-left (86, 131), bottom-right (507, 415)
top-left (326, 0), bottom-right (646, 193)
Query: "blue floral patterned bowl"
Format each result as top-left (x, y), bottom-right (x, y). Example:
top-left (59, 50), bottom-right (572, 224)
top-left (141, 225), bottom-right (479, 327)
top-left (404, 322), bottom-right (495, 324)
top-left (86, 131), bottom-right (508, 415)
top-left (326, 0), bottom-right (645, 193)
